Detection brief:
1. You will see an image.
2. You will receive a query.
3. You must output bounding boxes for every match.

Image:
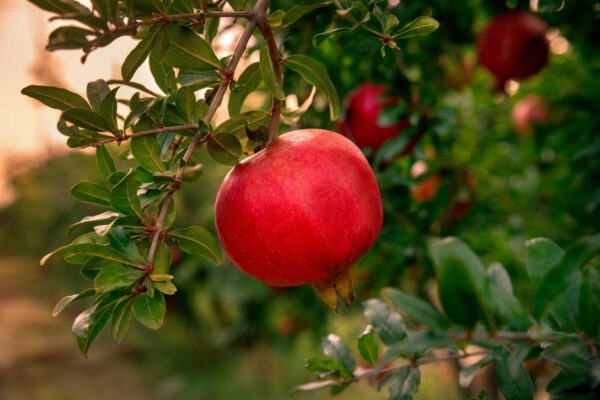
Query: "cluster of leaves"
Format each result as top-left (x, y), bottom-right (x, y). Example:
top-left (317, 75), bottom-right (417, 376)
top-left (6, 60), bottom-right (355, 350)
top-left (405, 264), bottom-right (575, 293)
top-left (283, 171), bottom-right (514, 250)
top-left (22, 0), bottom-right (439, 356)
top-left (297, 236), bottom-right (600, 399)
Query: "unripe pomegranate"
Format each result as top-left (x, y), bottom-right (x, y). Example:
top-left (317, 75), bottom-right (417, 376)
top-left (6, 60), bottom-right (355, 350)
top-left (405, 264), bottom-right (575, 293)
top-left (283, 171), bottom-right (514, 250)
top-left (215, 130), bottom-right (383, 309)
top-left (511, 94), bottom-right (549, 136)
top-left (477, 12), bottom-right (549, 90)
top-left (340, 84), bottom-right (417, 154)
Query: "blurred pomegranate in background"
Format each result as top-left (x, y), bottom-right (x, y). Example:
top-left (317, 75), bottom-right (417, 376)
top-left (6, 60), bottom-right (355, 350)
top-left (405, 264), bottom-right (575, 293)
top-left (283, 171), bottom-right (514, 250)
top-left (339, 84), bottom-right (419, 154)
top-left (511, 94), bottom-right (549, 135)
top-left (477, 12), bottom-right (549, 91)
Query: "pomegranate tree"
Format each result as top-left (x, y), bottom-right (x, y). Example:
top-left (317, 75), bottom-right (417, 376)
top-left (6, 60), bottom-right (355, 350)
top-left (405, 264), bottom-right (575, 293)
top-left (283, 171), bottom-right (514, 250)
top-left (215, 129), bottom-right (383, 310)
top-left (477, 11), bottom-right (549, 91)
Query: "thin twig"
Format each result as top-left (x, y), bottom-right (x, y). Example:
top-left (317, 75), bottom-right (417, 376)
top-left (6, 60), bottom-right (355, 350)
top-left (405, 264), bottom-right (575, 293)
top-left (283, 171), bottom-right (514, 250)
top-left (257, 19), bottom-right (282, 143)
top-left (145, 0), bottom-right (271, 266)
top-left (76, 123), bottom-right (199, 149)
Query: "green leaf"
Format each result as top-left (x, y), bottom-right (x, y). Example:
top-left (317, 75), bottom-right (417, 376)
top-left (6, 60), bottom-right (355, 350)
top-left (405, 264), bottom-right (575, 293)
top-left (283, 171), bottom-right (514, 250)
top-left (386, 367), bottom-right (421, 400)
top-left (132, 292), bottom-right (166, 329)
top-left (268, 9), bottom-right (285, 27)
top-left (131, 135), bottom-right (165, 174)
top-left (150, 51), bottom-right (177, 94)
top-left (170, 226), bottom-right (221, 263)
top-left (106, 227), bottom-right (143, 263)
top-left (70, 181), bottom-right (110, 206)
top-left (22, 85), bottom-right (89, 110)
top-left (305, 356), bottom-right (346, 376)
top-left (122, 25), bottom-right (161, 81)
top-left (459, 354), bottom-right (494, 387)
top-left (94, 264), bottom-right (145, 293)
top-left (28, 0), bottom-right (91, 15)
top-left (96, 145), bottom-right (116, 184)
top-left (428, 237), bottom-right (488, 328)
top-left (207, 133), bottom-right (242, 165)
top-left (177, 70), bottom-right (221, 88)
top-left (312, 27), bottom-right (352, 47)
top-left (363, 298), bottom-right (406, 345)
top-left (487, 263), bottom-right (530, 329)
top-left (322, 333), bottom-right (355, 377)
top-left (41, 243), bottom-right (142, 267)
top-left (259, 43), bottom-right (284, 100)
top-left (281, 2), bottom-right (332, 27)
top-left (152, 242), bottom-right (172, 275)
top-left (111, 299), bottom-right (133, 342)
top-left (228, 63), bottom-right (261, 116)
top-left (578, 265), bottom-right (600, 337)
top-left (526, 237), bottom-right (565, 284)
top-left (68, 211), bottom-right (120, 236)
top-left (109, 171), bottom-right (144, 221)
top-left (162, 26), bottom-right (222, 71)
top-left (382, 288), bottom-right (448, 330)
top-left (153, 280), bottom-right (177, 295)
top-left (493, 347), bottom-right (534, 400)
top-left (52, 288), bottom-right (95, 317)
top-left (285, 54), bottom-right (340, 120)
top-left (61, 108), bottom-right (115, 133)
top-left (384, 331), bottom-right (450, 357)
top-left (72, 302), bottom-right (116, 356)
top-left (100, 88), bottom-right (118, 133)
top-left (175, 86), bottom-right (196, 122)
top-left (531, 0), bottom-right (565, 12)
top-left (91, 0), bottom-right (118, 23)
top-left (215, 111), bottom-right (270, 136)
top-left (506, 0), bottom-right (519, 9)
top-left (393, 16), bottom-right (440, 39)
top-left (358, 327), bottom-right (379, 367)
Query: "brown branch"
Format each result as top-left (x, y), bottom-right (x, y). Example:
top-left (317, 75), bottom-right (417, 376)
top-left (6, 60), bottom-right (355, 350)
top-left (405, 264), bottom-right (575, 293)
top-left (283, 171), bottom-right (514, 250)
top-left (84, 10), bottom-right (254, 56)
top-left (75, 123), bottom-right (199, 149)
top-left (257, 19), bottom-right (282, 143)
top-left (145, 0), bottom-right (272, 265)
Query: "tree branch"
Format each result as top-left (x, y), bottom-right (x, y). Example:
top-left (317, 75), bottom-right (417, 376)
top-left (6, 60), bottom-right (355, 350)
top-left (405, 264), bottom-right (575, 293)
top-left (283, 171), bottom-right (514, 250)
top-left (75, 123), bottom-right (199, 149)
top-left (257, 19), bottom-right (282, 143)
top-left (145, 0), bottom-right (272, 266)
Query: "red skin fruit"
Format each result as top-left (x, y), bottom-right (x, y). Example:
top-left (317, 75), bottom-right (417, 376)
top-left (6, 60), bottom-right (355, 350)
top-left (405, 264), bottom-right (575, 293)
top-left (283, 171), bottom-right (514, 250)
top-left (340, 84), bottom-right (414, 153)
top-left (511, 94), bottom-right (549, 136)
top-left (215, 129), bottom-right (383, 287)
top-left (477, 12), bottom-right (549, 90)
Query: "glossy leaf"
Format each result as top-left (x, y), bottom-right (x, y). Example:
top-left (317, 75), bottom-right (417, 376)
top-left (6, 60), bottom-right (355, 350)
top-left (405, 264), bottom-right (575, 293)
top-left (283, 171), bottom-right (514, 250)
top-left (106, 227), bottom-right (143, 263)
top-left (162, 26), bottom-right (222, 71)
top-left (131, 135), bottom-right (165, 174)
top-left (312, 27), bottom-right (352, 47)
top-left (94, 264), bottom-right (145, 293)
top-left (363, 298), bottom-right (406, 345)
top-left (95, 145), bottom-right (116, 184)
top-left (122, 25), bottom-right (161, 81)
top-left (170, 226), bottom-right (221, 263)
top-left (281, 2), bottom-right (332, 27)
top-left (111, 299), bottom-right (133, 342)
top-left (285, 55), bottom-right (340, 120)
top-left (52, 288), bottom-right (95, 317)
top-left (22, 85), bottom-right (89, 110)
top-left (72, 302), bottom-right (116, 356)
top-left (41, 243), bottom-right (142, 267)
top-left (393, 16), bottom-right (440, 39)
top-left (70, 181), bottom-right (110, 206)
top-left (61, 108), bottom-right (115, 133)
top-left (175, 86), bottom-right (196, 122)
top-left (322, 333), bottom-right (355, 377)
top-left (382, 288), bottom-right (448, 330)
top-left (207, 133), bottom-right (242, 165)
top-left (109, 171), bottom-right (144, 221)
top-left (132, 292), bottom-right (166, 329)
top-left (493, 347), bottom-right (534, 400)
top-left (526, 237), bottom-right (564, 284)
top-left (386, 367), bottom-right (421, 400)
top-left (228, 62), bottom-right (261, 116)
top-left (259, 43), bottom-right (284, 100)
top-left (357, 327), bottom-right (379, 367)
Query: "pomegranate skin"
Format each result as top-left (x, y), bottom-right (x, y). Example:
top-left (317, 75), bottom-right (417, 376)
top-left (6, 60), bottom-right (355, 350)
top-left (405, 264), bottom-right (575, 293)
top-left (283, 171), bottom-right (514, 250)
top-left (341, 84), bottom-right (412, 152)
top-left (478, 12), bottom-right (549, 89)
top-left (215, 129), bottom-right (383, 287)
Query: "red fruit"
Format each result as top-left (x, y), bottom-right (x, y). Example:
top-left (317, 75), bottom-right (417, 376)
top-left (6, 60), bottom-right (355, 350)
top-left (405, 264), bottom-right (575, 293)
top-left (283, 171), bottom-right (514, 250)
top-left (511, 94), bottom-right (549, 136)
top-left (215, 129), bottom-right (383, 297)
top-left (341, 84), bottom-right (416, 153)
top-left (411, 174), bottom-right (442, 203)
top-left (478, 12), bottom-right (549, 90)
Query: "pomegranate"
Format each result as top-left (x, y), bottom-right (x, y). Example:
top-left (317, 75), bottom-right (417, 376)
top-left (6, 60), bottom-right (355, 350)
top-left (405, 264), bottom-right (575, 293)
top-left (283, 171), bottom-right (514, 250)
top-left (477, 12), bottom-right (549, 91)
top-left (215, 129), bottom-right (383, 309)
top-left (511, 94), bottom-right (549, 136)
top-left (340, 84), bottom-right (418, 154)
top-left (410, 161), bottom-right (441, 203)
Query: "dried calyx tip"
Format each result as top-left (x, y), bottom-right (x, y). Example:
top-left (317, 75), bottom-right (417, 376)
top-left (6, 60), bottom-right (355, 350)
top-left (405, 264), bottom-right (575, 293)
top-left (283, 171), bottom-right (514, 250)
top-left (313, 269), bottom-right (355, 312)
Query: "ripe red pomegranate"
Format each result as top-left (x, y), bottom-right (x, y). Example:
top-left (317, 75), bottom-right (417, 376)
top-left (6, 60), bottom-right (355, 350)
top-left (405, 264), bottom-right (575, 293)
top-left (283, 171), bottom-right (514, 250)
top-left (340, 84), bottom-right (418, 153)
top-left (477, 12), bottom-right (549, 91)
top-left (215, 129), bottom-right (383, 308)
top-left (511, 94), bottom-right (549, 136)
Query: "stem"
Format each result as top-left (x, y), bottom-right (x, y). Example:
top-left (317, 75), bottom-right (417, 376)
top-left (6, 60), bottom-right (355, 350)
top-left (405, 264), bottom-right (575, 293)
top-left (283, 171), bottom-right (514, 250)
top-left (85, 10), bottom-right (254, 56)
top-left (145, 0), bottom-right (272, 265)
top-left (76, 123), bottom-right (199, 149)
top-left (257, 19), bottom-right (282, 143)
top-left (353, 350), bottom-right (490, 382)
